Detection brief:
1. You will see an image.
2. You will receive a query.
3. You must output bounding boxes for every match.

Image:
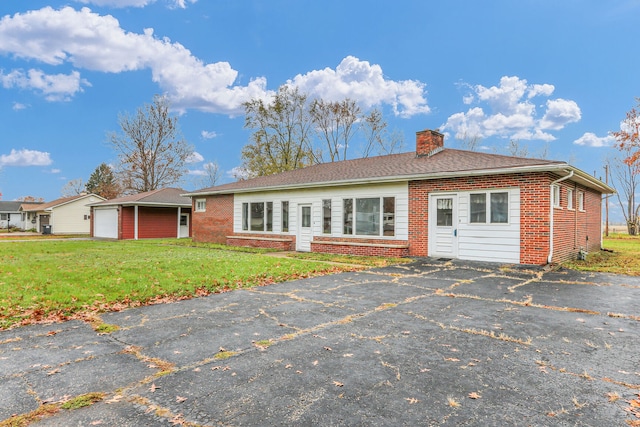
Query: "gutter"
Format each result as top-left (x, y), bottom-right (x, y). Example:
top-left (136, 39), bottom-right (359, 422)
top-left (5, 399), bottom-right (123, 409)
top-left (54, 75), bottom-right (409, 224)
top-left (548, 170), bottom-right (574, 264)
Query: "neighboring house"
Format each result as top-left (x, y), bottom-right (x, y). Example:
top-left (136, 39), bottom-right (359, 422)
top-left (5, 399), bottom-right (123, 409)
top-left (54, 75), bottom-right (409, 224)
top-left (0, 201), bottom-right (42, 230)
top-left (20, 194), bottom-right (105, 234)
top-left (184, 129), bottom-right (614, 265)
top-left (90, 187), bottom-right (192, 240)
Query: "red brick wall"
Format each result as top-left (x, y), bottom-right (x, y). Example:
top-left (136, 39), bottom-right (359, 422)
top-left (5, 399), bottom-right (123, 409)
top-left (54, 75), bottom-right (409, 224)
top-left (408, 172), bottom-right (603, 265)
top-left (227, 234), bottom-right (294, 250)
top-left (192, 194), bottom-right (234, 244)
top-left (552, 182), bottom-right (602, 263)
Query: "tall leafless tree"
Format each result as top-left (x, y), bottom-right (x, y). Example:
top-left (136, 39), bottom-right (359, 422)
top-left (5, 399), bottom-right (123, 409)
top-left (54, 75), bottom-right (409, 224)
top-left (109, 95), bottom-right (193, 193)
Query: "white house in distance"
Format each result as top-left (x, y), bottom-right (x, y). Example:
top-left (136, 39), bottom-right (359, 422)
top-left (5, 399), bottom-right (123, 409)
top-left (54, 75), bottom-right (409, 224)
top-left (0, 201), bottom-right (42, 230)
top-left (20, 193), bottom-right (105, 234)
top-left (184, 129), bottom-right (614, 265)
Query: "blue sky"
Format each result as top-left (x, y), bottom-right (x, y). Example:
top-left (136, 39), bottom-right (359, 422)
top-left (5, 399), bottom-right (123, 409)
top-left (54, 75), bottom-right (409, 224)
top-left (0, 1), bottom-right (638, 221)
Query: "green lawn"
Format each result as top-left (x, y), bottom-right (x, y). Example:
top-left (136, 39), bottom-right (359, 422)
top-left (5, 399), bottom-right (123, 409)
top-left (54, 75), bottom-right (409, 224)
top-left (563, 234), bottom-right (640, 275)
top-left (0, 239), bottom-right (402, 329)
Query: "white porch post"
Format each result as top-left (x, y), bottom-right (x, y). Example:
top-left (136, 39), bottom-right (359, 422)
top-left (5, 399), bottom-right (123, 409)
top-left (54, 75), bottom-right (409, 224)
top-left (177, 207), bottom-right (181, 237)
top-left (134, 205), bottom-right (139, 240)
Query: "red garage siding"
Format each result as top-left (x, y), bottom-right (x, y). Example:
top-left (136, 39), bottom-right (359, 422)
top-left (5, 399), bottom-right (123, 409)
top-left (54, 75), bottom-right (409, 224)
top-left (121, 206), bottom-right (188, 239)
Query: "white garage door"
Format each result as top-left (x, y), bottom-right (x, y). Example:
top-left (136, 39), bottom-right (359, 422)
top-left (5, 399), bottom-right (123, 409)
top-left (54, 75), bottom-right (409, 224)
top-left (94, 208), bottom-right (118, 238)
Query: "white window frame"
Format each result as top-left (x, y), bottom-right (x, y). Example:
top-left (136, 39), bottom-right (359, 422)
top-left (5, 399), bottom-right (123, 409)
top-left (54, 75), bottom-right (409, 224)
top-left (578, 191), bottom-right (585, 211)
top-left (552, 185), bottom-right (561, 208)
top-left (342, 196), bottom-right (395, 237)
top-left (567, 189), bottom-right (574, 210)
top-left (468, 191), bottom-right (510, 225)
top-left (195, 198), bottom-right (206, 212)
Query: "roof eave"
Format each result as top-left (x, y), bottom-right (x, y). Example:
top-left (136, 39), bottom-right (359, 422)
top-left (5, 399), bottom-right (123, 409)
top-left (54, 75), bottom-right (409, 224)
top-left (183, 163), bottom-right (598, 196)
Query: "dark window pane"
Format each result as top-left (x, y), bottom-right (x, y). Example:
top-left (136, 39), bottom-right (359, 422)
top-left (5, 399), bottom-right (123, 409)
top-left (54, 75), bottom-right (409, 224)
top-left (322, 199), bottom-right (331, 234)
top-left (383, 197), bottom-right (395, 236)
top-left (281, 201), bottom-right (289, 232)
top-left (436, 198), bottom-right (453, 227)
top-left (343, 199), bottom-right (353, 235)
top-left (355, 197), bottom-right (380, 236)
top-left (266, 202), bottom-right (273, 231)
top-left (490, 192), bottom-right (508, 223)
top-left (301, 206), bottom-right (311, 228)
top-left (470, 193), bottom-right (486, 223)
top-left (250, 202), bottom-right (264, 231)
top-left (242, 203), bottom-right (248, 231)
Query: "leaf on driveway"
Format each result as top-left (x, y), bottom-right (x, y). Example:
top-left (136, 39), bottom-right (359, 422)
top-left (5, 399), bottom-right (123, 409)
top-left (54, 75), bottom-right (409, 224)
top-left (333, 381), bottom-right (344, 387)
top-left (468, 392), bottom-right (482, 399)
top-left (406, 397), bottom-right (419, 404)
top-left (176, 396), bottom-right (187, 403)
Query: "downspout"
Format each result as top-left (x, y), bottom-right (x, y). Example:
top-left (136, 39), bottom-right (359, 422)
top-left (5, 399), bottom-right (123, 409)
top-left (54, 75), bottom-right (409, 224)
top-left (177, 207), bottom-right (182, 238)
top-left (548, 170), bottom-right (574, 264)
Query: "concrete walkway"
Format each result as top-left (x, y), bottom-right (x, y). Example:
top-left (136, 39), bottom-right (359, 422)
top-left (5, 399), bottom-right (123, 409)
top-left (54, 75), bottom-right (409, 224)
top-left (1, 258), bottom-right (639, 426)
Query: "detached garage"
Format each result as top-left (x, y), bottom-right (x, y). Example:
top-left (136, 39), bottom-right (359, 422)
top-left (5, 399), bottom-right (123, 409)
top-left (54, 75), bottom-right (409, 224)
top-left (90, 188), bottom-right (192, 240)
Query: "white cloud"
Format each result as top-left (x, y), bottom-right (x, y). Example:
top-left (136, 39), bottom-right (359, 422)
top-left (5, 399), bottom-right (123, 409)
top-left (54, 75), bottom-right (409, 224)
top-left (12, 102), bottom-right (28, 110)
top-left (201, 130), bottom-right (218, 139)
top-left (74, 0), bottom-right (196, 8)
top-left (185, 151), bottom-right (204, 163)
top-left (442, 76), bottom-right (581, 142)
top-left (0, 10), bottom-right (425, 118)
top-left (50, 168), bottom-right (62, 173)
top-left (287, 56), bottom-right (430, 118)
top-left (75, 0), bottom-right (154, 7)
top-left (573, 132), bottom-right (615, 147)
top-left (0, 149), bottom-right (53, 166)
top-left (0, 69), bottom-right (90, 101)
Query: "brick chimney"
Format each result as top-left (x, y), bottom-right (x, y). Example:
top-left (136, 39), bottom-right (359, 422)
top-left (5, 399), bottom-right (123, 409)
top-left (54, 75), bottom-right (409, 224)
top-left (416, 129), bottom-right (444, 157)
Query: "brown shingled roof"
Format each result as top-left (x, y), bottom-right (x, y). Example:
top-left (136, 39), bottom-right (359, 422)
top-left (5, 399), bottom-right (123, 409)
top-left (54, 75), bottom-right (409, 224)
top-left (91, 187), bottom-right (191, 207)
top-left (185, 148), bottom-right (569, 195)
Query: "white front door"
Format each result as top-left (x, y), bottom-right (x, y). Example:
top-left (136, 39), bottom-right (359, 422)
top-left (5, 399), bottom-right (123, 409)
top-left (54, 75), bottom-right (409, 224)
top-left (297, 204), bottom-right (312, 251)
top-left (429, 194), bottom-right (458, 258)
top-left (179, 213), bottom-right (190, 238)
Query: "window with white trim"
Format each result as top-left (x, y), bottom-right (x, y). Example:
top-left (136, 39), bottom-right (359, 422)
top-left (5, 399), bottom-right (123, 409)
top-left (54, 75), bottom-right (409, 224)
top-left (469, 192), bottom-right (509, 224)
top-left (242, 201), bottom-right (274, 232)
top-left (567, 189), bottom-right (574, 210)
top-left (195, 199), bottom-right (206, 212)
top-left (281, 201), bottom-right (289, 232)
top-left (578, 191), bottom-right (585, 211)
top-left (342, 197), bottom-right (395, 237)
top-left (322, 200), bottom-right (331, 234)
top-left (552, 185), bottom-right (560, 208)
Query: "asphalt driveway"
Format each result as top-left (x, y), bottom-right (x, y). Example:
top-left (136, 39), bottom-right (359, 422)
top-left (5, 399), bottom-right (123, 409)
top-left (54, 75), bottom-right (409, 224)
top-left (1, 258), bottom-right (639, 426)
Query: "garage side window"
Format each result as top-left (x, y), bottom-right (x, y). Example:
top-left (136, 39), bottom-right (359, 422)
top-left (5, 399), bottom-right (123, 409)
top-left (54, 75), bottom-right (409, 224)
top-left (195, 199), bottom-right (206, 212)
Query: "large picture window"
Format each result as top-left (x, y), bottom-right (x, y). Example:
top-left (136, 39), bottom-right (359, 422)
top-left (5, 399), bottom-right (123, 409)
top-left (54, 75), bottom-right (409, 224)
top-left (342, 197), bottom-right (394, 237)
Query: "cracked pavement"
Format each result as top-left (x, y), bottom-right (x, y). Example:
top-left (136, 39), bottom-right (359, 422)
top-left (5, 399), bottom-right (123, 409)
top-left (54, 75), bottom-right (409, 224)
top-left (1, 258), bottom-right (639, 426)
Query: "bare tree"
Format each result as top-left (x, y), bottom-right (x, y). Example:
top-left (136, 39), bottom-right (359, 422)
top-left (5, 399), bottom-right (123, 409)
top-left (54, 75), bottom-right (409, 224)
top-left (607, 148), bottom-right (640, 235)
top-left (109, 95), bottom-right (193, 193)
top-left (456, 132), bottom-right (482, 151)
top-left (241, 85), bottom-right (315, 178)
top-left (193, 161), bottom-right (222, 188)
top-left (16, 196), bottom-right (44, 202)
top-left (309, 98), bottom-right (360, 162)
top-left (61, 178), bottom-right (85, 197)
top-left (611, 98), bottom-right (640, 234)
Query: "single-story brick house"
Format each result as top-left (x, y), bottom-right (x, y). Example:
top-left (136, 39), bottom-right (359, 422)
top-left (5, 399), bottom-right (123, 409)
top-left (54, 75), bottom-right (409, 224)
top-left (184, 129), bottom-right (614, 265)
top-left (90, 188), bottom-right (192, 240)
top-left (20, 194), bottom-right (105, 234)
